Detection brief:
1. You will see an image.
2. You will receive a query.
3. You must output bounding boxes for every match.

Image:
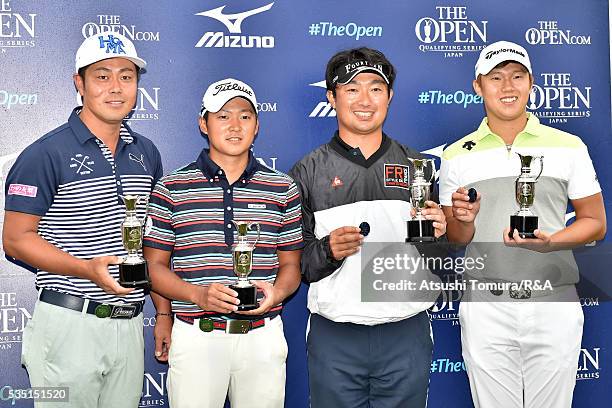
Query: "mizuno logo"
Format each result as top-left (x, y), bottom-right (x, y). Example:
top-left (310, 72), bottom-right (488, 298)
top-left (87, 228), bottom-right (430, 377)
top-left (194, 3), bottom-right (275, 48)
top-left (195, 3), bottom-right (274, 34)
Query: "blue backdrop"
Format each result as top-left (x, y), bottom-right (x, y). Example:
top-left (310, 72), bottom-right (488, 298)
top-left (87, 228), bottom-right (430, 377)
top-left (0, 1), bottom-right (610, 407)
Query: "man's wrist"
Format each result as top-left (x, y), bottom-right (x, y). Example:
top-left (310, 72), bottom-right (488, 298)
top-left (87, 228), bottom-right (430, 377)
top-left (322, 235), bottom-right (340, 262)
top-left (189, 284), bottom-right (206, 305)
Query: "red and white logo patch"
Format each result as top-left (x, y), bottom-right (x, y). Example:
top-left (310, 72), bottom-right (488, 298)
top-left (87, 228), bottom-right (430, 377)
top-left (331, 176), bottom-right (344, 188)
top-left (384, 164), bottom-right (410, 189)
top-left (8, 184), bottom-right (38, 197)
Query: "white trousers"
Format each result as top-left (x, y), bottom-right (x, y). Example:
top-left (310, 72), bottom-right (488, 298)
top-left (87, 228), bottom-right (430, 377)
top-left (167, 316), bottom-right (288, 408)
top-left (459, 299), bottom-right (583, 408)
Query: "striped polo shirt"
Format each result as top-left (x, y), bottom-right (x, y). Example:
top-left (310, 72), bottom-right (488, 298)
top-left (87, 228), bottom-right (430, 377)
top-left (439, 113), bottom-right (601, 290)
top-left (143, 149), bottom-right (304, 319)
top-left (5, 108), bottom-right (163, 304)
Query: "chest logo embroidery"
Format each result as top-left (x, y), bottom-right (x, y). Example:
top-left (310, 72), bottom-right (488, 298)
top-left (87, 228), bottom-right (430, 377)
top-left (129, 153), bottom-right (147, 171)
top-left (384, 164), bottom-right (410, 189)
top-left (248, 203), bottom-right (266, 209)
top-left (462, 140), bottom-right (476, 150)
top-left (331, 176), bottom-right (344, 188)
top-left (69, 153), bottom-right (94, 175)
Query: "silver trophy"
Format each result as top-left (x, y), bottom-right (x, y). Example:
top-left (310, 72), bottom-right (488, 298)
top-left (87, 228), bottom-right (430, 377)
top-left (406, 158), bottom-right (437, 243)
top-left (509, 153), bottom-right (544, 239)
top-left (118, 195), bottom-right (150, 288)
top-left (229, 221), bottom-right (261, 310)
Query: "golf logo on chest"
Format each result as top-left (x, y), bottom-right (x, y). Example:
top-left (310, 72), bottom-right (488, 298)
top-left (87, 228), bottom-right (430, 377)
top-left (69, 153), bottom-right (95, 176)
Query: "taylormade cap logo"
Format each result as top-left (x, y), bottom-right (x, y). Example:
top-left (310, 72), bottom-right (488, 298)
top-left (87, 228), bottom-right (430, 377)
top-left (485, 48), bottom-right (525, 60)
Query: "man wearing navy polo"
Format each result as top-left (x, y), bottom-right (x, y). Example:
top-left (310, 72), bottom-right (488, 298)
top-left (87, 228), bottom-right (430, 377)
top-left (143, 78), bottom-right (303, 408)
top-left (3, 32), bottom-right (163, 407)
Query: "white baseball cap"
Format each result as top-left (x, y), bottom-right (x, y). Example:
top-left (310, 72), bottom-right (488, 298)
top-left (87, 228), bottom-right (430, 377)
top-left (474, 41), bottom-right (532, 79)
top-left (75, 31), bottom-right (146, 72)
top-left (200, 78), bottom-right (258, 116)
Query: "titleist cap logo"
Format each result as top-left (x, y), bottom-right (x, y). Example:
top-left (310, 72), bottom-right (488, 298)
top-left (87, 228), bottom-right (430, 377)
top-left (212, 81), bottom-right (254, 97)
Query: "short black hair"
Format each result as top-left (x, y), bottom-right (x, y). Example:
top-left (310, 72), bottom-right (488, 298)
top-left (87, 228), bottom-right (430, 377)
top-left (325, 47), bottom-right (396, 96)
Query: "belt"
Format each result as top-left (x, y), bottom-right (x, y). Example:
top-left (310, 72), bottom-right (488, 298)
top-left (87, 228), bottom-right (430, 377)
top-left (39, 289), bottom-right (144, 319)
top-left (176, 314), bottom-right (270, 334)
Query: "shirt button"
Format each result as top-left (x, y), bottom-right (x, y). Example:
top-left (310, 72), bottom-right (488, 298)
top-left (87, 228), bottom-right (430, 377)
top-left (226, 189), bottom-right (231, 194)
top-left (352, 150), bottom-right (358, 156)
top-left (242, 180), bottom-right (246, 183)
top-left (227, 206), bottom-right (232, 211)
top-left (227, 223), bottom-right (232, 229)
top-left (218, 170), bottom-right (223, 175)
top-left (116, 181), bottom-right (121, 186)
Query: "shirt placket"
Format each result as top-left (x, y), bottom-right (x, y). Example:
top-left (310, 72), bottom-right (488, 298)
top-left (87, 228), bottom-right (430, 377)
top-left (94, 139), bottom-right (124, 202)
top-left (209, 169), bottom-right (234, 247)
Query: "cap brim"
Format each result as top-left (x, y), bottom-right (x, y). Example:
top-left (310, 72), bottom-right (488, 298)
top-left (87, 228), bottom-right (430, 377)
top-left (336, 66), bottom-right (389, 85)
top-left (76, 55), bottom-right (146, 72)
top-left (124, 56), bottom-right (146, 69)
top-left (476, 58), bottom-right (531, 79)
top-left (201, 94), bottom-right (258, 116)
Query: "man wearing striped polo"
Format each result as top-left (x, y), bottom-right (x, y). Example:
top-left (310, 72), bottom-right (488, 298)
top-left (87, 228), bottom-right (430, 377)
top-left (143, 78), bottom-right (303, 408)
top-left (3, 32), bottom-right (163, 407)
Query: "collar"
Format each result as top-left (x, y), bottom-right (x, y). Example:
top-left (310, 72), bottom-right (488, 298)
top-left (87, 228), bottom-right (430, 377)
top-left (69, 107), bottom-right (135, 146)
top-left (474, 112), bottom-right (541, 142)
top-left (329, 131), bottom-right (391, 168)
top-left (195, 148), bottom-right (259, 181)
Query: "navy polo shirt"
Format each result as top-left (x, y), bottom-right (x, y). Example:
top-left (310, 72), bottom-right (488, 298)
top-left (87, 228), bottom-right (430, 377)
top-left (5, 108), bottom-right (163, 304)
top-left (144, 149), bottom-right (304, 320)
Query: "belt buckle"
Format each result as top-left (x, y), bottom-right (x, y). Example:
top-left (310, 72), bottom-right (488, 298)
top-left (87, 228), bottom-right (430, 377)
top-left (109, 304), bottom-right (137, 319)
top-left (509, 288), bottom-right (531, 300)
top-left (95, 304), bottom-right (112, 318)
top-left (226, 320), bottom-right (250, 334)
